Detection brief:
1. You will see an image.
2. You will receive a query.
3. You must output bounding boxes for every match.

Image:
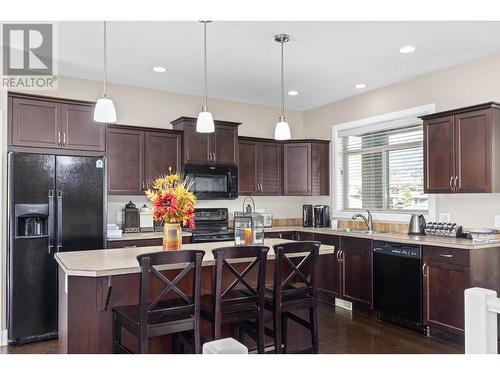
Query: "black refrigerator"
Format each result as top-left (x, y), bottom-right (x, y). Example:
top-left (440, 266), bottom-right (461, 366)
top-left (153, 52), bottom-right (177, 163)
top-left (7, 152), bottom-right (105, 345)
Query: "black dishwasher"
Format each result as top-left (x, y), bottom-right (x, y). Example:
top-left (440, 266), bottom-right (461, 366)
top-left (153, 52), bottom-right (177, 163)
top-left (373, 241), bottom-right (426, 334)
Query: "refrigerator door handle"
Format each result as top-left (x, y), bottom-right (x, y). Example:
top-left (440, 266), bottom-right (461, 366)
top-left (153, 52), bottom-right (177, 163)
top-left (48, 190), bottom-right (55, 254)
top-left (56, 190), bottom-right (63, 252)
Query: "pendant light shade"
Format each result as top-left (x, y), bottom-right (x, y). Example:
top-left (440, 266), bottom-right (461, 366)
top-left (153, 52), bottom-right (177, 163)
top-left (274, 116), bottom-right (291, 140)
top-left (196, 107), bottom-right (215, 133)
top-left (94, 21), bottom-right (117, 123)
top-left (94, 95), bottom-right (117, 123)
top-left (196, 21), bottom-right (215, 133)
top-left (274, 34), bottom-right (291, 141)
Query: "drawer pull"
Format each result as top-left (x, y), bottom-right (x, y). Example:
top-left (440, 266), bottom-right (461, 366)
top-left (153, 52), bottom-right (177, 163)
top-left (438, 253), bottom-right (453, 258)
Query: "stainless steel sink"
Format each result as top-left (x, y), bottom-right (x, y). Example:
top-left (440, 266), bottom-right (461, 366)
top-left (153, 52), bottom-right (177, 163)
top-left (327, 228), bottom-right (386, 234)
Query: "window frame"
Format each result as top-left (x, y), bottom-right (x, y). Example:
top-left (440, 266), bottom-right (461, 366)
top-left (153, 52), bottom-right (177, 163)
top-left (331, 104), bottom-right (437, 223)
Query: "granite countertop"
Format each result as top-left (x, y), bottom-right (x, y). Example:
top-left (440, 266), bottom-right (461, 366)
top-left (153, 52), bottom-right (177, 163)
top-left (107, 231), bottom-right (192, 241)
top-left (55, 238), bottom-right (335, 278)
top-left (264, 226), bottom-right (500, 250)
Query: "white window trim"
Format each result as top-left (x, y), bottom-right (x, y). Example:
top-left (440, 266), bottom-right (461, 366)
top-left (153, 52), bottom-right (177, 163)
top-left (331, 104), bottom-right (437, 223)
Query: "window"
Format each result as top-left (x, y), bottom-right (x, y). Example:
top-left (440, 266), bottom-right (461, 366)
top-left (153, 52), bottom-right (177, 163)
top-left (336, 123), bottom-right (428, 213)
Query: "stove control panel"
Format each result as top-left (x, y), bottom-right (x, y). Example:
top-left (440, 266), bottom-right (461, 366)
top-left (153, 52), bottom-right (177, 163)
top-left (194, 208), bottom-right (229, 222)
top-left (425, 222), bottom-right (463, 237)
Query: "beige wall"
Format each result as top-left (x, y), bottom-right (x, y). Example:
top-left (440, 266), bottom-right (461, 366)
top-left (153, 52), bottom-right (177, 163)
top-left (25, 76), bottom-right (304, 139)
top-left (304, 52), bottom-right (500, 228)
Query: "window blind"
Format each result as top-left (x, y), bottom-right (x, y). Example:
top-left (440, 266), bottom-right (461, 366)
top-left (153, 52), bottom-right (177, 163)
top-left (336, 123), bottom-right (428, 213)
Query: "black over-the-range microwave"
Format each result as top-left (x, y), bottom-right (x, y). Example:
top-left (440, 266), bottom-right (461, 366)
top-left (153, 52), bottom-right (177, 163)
top-left (182, 164), bottom-right (238, 200)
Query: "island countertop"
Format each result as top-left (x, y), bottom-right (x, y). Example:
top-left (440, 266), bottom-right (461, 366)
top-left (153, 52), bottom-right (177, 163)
top-left (55, 239), bottom-right (335, 278)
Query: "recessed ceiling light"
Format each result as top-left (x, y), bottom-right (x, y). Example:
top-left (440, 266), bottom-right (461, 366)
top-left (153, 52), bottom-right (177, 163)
top-left (152, 66), bottom-right (167, 73)
top-left (354, 83), bottom-right (367, 89)
top-left (287, 90), bottom-right (299, 96)
top-left (399, 45), bottom-right (416, 54)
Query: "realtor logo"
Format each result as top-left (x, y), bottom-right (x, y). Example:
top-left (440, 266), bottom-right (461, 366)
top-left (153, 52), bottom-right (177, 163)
top-left (2, 23), bottom-right (58, 89)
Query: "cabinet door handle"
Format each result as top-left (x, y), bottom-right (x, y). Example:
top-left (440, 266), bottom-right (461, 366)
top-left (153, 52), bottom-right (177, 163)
top-left (63, 132), bottom-right (66, 146)
top-left (278, 233), bottom-right (283, 239)
top-left (57, 132), bottom-right (61, 146)
top-left (213, 152), bottom-right (216, 163)
top-left (449, 176), bottom-right (453, 192)
top-left (454, 176), bottom-right (459, 192)
top-left (422, 263), bottom-right (427, 277)
top-left (438, 253), bottom-right (453, 258)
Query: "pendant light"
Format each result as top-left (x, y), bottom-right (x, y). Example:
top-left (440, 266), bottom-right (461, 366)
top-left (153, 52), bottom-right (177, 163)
top-left (94, 21), bottom-right (117, 123)
top-left (274, 34), bottom-right (291, 141)
top-left (196, 21), bottom-right (215, 133)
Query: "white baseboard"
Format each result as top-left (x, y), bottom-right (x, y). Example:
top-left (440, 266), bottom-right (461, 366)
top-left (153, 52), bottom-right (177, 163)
top-left (0, 329), bottom-right (7, 346)
top-left (334, 298), bottom-right (353, 311)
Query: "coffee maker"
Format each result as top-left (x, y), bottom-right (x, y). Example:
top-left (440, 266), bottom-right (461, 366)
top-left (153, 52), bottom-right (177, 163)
top-left (314, 205), bottom-right (330, 228)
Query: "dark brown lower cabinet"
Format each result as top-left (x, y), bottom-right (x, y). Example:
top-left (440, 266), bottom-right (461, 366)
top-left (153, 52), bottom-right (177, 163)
top-left (315, 233), bottom-right (341, 303)
top-left (423, 246), bottom-right (471, 337)
top-left (339, 237), bottom-right (373, 308)
top-left (264, 231), bottom-right (296, 240)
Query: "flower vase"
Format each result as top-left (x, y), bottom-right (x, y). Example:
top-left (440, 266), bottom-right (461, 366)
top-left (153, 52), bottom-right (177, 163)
top-left (163, 223), bottom-right (182, 251)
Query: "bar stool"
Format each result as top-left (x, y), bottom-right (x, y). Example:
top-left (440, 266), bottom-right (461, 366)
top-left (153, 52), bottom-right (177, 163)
top-left (267, 241), bottom-right (320, 354)
top-left (112, 250), bottom-right (204, 354)
top-left (200, 246), bottom-right (269, 354)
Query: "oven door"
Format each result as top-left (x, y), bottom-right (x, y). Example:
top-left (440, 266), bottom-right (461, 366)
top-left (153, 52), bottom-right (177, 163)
top-left (183, 165), bottom-right (238, 199)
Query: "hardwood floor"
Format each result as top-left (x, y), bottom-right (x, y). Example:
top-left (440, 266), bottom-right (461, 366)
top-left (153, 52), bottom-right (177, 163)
top-left (0, 302), bottom-right (462, 354)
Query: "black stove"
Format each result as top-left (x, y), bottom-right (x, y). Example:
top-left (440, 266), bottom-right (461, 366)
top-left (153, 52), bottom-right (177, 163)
top-left (191, 208), bottom-right (234, 243)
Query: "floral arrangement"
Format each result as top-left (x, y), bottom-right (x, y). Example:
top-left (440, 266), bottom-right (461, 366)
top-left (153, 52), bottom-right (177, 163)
top-left (144, 169), bottom-right (196, 230)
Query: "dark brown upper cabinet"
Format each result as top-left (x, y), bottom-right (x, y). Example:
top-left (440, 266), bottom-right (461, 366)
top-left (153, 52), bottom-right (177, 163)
top-left (238, 137), bottom-right (283, 196)
top-left (144, 131), bottom-right (181, 180)
top-left (283, 140), bottom-right (330, 196)
top-left (9, 93), bottom-right (105, 152)
top-left (106, 125), bottom-right (181, 194)
top-left (171, 117), bottom-right (240, 166)
top-left (421, 102), bottom-right (500, 193)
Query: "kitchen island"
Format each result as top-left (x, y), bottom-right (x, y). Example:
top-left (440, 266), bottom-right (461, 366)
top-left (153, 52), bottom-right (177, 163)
top-left (55, 239), bottom-right (334, 354)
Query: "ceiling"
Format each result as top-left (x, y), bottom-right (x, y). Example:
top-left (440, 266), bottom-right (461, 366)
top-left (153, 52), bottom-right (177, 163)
top-left (56, 21), bottom-right (500, 110)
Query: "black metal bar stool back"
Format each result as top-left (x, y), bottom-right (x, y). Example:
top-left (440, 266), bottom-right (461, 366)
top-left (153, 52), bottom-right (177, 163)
top-left (269, 241), bottom-right (320, 354)
top-left (202, 246), bottom-right (269, 353)
top-left (112, 250), bottom-right (204, 354)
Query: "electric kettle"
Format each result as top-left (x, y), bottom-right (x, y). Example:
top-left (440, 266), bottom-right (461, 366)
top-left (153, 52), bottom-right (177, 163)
top-left (408, 214), bottom-right (426, 235)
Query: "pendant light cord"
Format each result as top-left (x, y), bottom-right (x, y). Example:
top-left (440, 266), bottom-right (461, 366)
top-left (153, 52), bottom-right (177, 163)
top-left (103, 21), bottom-right (108, 96)
top-left (280, 39), bottom-right (285, 119)
top-left (203, 21), bottom-right (208, 110)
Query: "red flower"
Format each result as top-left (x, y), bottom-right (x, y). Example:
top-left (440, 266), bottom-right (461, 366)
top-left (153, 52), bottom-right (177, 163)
top-left (187, 216), bottom-right (195, 230)
top-left (152, 193), bottom-right (178, 220)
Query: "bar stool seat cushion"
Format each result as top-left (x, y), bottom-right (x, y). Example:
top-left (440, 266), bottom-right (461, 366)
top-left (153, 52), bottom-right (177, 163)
top-left (264, 282), bottom-right (313, 304)
top-left (200, 290), bottom-right (259, 316)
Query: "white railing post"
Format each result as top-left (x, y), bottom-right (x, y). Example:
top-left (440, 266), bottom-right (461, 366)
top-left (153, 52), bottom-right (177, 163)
top-left (465, 287), bottom-right (499, 354)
